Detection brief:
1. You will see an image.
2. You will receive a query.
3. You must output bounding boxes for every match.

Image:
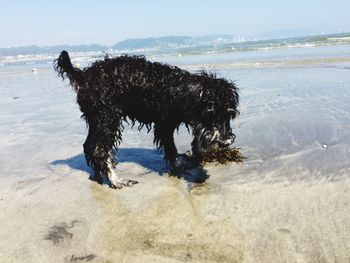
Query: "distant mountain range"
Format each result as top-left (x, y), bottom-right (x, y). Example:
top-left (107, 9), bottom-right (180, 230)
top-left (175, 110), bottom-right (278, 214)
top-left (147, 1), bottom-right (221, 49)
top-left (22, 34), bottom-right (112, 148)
top-left (0, 35), bottom-right (245, 56)
top-left (111, 35), bottom-right (245, 50)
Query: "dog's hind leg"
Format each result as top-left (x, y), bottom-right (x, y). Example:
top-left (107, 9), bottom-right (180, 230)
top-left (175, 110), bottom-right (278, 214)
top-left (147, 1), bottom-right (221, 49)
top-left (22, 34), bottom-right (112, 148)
top-left (83, 128), bottom-right (114, 185)
top-left (106, 158), bottom-right (138, 189)
top-left (84, 123), bottom-right (104, 184)
top-left (84, 114), bottom-right (138, 189)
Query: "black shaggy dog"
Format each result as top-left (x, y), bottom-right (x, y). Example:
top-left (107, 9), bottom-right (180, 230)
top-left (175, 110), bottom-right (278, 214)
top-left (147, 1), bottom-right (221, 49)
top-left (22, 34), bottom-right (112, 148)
top-left (54, 51), bottom-right (239, 189)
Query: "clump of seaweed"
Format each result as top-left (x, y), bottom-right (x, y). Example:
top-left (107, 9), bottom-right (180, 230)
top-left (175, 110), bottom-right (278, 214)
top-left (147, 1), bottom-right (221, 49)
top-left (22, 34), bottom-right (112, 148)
top-left (202, 147), bottom-right (246, 165)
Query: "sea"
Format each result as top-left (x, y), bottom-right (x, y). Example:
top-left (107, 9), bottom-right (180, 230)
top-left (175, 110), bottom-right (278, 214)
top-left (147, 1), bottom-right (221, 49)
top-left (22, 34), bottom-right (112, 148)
top-left (1, 31), bottom-right (349, 165)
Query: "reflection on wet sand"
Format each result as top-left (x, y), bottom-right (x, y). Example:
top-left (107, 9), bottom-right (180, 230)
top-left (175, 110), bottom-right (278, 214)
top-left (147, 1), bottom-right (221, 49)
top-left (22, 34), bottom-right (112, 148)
top-left (91, 178), bottom-right (243, 262)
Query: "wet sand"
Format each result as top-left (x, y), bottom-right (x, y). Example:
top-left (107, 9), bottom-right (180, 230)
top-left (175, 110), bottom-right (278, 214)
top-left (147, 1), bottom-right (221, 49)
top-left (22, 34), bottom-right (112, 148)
top-left (0, 50), bottom-right (350, 262)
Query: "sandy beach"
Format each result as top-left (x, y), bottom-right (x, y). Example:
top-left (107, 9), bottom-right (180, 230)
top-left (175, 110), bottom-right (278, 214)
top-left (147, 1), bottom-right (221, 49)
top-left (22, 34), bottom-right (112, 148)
top-left (1, 45), bottom-right (350, 262)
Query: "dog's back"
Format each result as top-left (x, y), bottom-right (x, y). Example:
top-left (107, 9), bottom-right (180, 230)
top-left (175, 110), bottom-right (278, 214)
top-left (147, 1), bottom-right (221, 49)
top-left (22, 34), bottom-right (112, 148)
top-left (85, 54), bottom-right (191, 89)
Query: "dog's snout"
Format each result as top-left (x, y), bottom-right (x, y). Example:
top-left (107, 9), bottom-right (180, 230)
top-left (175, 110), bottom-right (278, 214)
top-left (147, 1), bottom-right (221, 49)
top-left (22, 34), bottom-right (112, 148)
top-left (220, 138), bottom-right (234, 147)
top-left (219, 134), bottom-right (235, 147)
top-left (206, 129), bottom-right (236, 147)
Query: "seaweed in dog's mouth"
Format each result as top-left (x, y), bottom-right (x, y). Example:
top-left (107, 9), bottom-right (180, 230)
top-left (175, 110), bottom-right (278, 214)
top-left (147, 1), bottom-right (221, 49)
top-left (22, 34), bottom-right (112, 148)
top-left (201, 147), bottom-right (246, 165)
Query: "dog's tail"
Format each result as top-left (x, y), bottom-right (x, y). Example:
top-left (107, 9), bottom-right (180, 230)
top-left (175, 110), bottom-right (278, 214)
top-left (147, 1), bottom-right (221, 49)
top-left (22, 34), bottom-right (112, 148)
top-left (54, 50), bottom-right (84, 91)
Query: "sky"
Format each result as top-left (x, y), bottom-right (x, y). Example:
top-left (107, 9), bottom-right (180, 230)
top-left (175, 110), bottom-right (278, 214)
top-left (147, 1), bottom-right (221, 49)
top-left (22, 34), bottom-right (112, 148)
top-left (1, 0), bottom-right (350, 48)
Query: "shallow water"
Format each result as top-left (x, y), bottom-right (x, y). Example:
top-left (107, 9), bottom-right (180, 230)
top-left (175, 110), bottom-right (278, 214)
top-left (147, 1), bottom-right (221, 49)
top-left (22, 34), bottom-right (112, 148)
top-left (0, 46), bottom-right (350, 262)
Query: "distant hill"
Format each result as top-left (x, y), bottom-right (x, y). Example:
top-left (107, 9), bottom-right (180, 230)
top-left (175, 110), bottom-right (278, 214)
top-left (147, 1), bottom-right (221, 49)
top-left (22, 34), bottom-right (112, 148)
top-left (111, 35), bottom-right (243, 50)
top-left (112, 36), bottom-right (193, 50)
top-left (0, 35), bottom-right (243, 56)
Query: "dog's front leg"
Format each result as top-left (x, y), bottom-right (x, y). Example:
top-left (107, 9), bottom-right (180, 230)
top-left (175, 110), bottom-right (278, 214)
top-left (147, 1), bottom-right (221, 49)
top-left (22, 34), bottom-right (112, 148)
top-left (153, 122), bottom-right (178, 163)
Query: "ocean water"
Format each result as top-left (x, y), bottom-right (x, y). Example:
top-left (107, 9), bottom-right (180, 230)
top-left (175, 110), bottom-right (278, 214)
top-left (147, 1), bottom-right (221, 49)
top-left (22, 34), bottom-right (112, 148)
top-left (0, 42), bottom-right (349, 179)
top-left (161, 32), bottom-right (350, 56)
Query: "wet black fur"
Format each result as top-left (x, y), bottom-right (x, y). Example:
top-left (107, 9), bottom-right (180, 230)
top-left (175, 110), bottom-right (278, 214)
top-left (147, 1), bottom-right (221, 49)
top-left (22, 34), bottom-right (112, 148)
top-left (54, 51), bottom-right (239, 185)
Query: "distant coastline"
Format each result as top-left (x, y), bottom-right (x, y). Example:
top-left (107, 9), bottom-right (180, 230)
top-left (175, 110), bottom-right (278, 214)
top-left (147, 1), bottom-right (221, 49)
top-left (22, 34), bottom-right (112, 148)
top-left (0, 35), bottom-right (245, 57)
top-left (1, 32), bottom-right (350, 65)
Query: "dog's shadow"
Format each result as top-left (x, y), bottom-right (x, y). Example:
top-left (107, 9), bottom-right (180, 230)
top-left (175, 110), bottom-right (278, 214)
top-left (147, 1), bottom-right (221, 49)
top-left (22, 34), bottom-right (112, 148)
top-left (51, 148), bottom-right (210, 184)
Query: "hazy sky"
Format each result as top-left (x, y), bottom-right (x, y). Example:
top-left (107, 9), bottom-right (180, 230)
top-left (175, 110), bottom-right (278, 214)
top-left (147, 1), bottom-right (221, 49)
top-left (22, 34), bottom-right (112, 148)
top-left (1, 0), bottom-right (349, 48)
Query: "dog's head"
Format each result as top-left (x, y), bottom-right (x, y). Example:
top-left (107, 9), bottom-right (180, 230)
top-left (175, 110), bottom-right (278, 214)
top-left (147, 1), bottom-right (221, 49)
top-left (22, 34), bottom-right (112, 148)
top-left (191, 72), bottom-right (239, 156)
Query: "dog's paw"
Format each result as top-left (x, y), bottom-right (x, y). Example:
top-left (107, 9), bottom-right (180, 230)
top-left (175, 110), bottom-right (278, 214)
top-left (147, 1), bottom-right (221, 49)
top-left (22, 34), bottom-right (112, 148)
top-left (109, 182), bottom-right (124, 189)
top-left (169, 154), bottom-right (199, 171)
top-left (109, 177), bottom-right (138, 189)
top-left (122, 179), bottom-right (138, 187)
